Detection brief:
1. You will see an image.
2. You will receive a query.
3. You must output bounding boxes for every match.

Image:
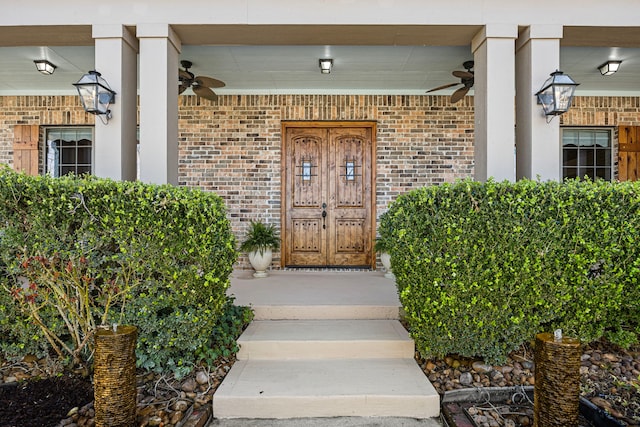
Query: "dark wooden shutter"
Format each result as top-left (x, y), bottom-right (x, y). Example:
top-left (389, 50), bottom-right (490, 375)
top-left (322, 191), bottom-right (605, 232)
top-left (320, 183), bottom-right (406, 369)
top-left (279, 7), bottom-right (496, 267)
top-left (618, 126), bottom-right (640, 181)
top-left (12, 125), bottom-right (40, 176)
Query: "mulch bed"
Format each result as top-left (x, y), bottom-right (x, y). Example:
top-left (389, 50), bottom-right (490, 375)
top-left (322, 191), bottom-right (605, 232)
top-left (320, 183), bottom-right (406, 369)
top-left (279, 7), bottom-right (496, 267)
top-left (0, 374), bottom-right (93, 427)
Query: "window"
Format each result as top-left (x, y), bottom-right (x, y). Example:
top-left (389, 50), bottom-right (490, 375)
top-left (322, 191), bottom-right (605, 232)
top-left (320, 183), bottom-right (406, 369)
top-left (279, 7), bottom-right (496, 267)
top-left (562, 128), bottom-right (612, 181)
top-left (45, 128), bottom-right (93, 177)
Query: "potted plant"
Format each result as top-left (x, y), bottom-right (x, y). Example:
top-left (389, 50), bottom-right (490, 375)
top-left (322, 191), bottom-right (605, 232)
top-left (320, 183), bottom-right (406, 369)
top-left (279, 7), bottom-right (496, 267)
top-left (240, 220), bottom-right (280, 278)
top-left (374, 236), bottom-right (395, 280)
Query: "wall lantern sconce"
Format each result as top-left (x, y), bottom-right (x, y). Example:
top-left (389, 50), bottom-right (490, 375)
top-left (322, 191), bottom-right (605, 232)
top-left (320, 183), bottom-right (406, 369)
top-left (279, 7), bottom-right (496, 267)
top-left (598, 60), bottom-right (622, 76)
top-left (319, 58), bottom-right (333, 74)
top-left (73, 70), bottom-right (116, 122)
top-left (535, 70), bottom-right (579, 119)
top-left (34, 60), bottom-right (57, 75)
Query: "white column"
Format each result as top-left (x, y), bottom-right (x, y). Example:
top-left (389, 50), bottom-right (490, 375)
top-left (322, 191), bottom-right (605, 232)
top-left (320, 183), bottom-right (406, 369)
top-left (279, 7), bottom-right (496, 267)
top-left (93, 25), bottom-right (138, 181)
top-left (515, 25), bottom-right (563, 181)
top-left (137, 24), bottom-right (180, 185)
top-left (472, 24), bottom-right (518, 182)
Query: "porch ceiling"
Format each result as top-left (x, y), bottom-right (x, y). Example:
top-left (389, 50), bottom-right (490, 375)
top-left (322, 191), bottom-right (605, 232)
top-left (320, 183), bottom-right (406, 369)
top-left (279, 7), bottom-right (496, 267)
top-left (170, 24), bottom-right (482, 46)
top-left (0, 24), bottom-right (639, 96)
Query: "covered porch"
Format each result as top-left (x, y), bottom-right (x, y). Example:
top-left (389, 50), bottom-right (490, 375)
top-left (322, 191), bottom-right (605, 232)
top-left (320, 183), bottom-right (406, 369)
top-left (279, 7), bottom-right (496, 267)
top-left (2, 2), bottom-right (640, 188)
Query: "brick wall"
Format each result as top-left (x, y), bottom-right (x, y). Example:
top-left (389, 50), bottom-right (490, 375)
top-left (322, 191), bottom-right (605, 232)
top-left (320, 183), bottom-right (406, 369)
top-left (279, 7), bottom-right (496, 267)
top-left (562, 96), bottom-right (640, 126)
top-left (177, 95), bottom-right (475, 267)
top-left (0, 96), bottom-right (93, 169)
top-left (2, 94), bottom-right (639, 269)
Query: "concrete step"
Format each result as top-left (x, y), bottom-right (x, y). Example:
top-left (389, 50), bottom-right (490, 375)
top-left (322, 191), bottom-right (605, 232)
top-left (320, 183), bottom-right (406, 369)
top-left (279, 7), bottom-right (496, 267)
top-left (250, 304), bottom-right (400, 320)
top-left (237, 320), bottom-right (414, 360)
top-left (212, 358), bottom-right (440, 419)
top-left (229, 271), bottom-right (401, 320)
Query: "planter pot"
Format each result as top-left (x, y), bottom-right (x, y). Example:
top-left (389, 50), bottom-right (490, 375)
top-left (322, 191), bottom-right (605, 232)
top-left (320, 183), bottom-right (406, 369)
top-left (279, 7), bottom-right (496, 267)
top-left (380, 252), bottom-right (395, 280)
top-left (248, 248), bottom-right (273, 278)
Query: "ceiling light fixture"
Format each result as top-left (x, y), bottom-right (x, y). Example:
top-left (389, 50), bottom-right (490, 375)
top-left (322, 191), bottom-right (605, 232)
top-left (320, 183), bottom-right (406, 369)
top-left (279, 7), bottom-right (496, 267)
top-left (598, 60), bottom-right (622, 76)
top-left (319, 59), bottom-right (333, 74)
top-left (34, 59), bottom-right (57, 75)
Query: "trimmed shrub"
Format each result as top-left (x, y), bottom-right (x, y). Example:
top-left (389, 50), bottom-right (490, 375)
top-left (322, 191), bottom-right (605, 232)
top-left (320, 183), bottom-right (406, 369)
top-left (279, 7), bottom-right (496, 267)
top-left (379, 179), bottom-right (640, 364)
top-left (0, 167), bottom-right (238, 374)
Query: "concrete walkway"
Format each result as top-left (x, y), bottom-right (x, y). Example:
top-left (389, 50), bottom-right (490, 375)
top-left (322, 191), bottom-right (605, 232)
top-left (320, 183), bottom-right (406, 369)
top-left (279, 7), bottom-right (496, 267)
top-left (210, 270), bottom-right (442, 425)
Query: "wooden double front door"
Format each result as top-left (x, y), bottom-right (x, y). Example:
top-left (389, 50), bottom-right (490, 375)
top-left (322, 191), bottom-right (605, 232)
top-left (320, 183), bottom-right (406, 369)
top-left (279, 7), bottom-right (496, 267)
top-left (282, 122), bottom-right (376, 268)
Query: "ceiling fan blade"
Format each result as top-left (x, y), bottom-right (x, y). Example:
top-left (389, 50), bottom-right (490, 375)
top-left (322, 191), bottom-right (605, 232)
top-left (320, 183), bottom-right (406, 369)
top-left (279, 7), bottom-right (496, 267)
top-left (426, 82), bottom-right (460, 93)
top-left (194, 76), bottom-right (226, 89)
top-left (179, 69), bottom-right (192, 80)
top-left (451, 86), bottom-right (470, 103)
top-left (452, 70), bottom-right (474, 79)
top-left (193, 85), bottom-right (218, 101)
top-left (178, 84), bottom-right (188, 94)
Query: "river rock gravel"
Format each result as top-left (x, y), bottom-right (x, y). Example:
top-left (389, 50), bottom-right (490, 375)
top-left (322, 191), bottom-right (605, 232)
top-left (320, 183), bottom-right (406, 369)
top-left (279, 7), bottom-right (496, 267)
top-left (1, 340), bottom-right (638, 426)
top-left (418, 339), bottom-right (639, 426)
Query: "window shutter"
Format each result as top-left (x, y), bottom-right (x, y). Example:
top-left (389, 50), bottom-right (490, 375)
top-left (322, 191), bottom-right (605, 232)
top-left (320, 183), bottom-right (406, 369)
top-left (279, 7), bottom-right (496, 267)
top-left (618, 126), bottom-right (640, 181)
top-left (12, 125), bottom-right (39, 176)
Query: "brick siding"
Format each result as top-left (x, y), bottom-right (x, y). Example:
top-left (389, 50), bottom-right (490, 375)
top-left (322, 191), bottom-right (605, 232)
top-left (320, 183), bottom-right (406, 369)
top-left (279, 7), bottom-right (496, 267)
top-left (178, 95), bottom-right (475, 267)
top-left (562, 97), bottom-right (640, 127)
top-left (2, 94), bottom-right (639, 269)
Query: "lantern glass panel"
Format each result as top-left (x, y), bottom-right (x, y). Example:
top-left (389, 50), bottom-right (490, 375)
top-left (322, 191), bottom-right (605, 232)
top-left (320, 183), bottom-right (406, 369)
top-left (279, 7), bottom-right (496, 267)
top-left (553, 85), bottom-right (575, 113)
top-left (77, 85), bottom-right (99, 113)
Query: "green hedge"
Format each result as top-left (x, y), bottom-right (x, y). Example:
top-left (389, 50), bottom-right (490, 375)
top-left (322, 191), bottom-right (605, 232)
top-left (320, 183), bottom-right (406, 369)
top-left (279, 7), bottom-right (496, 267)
top-left (0, 167), bottom-right (240, 376)
top-left (379, 179), bottom-right (640, 364)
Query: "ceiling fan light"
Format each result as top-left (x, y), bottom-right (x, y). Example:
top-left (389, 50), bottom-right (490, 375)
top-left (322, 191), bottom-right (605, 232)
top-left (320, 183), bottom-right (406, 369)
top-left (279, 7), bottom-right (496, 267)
top-left (598, 60), bottom-right (622, 76)
top-left (34, 59), bottom-right (56, 75)
top-left (319, 59), bottom-right (333, 74)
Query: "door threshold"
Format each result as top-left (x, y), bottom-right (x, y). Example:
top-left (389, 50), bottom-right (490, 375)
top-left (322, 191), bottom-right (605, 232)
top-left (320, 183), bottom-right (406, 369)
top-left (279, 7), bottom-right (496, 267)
top-left (283, 266), bottom-right (373, 272)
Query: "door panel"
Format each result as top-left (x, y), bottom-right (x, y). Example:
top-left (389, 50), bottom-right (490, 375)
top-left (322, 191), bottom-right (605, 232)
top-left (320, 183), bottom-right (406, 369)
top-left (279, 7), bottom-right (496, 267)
top-left (283, 123), bottom-right (375, 268)
top-left (292, 132), bottom-right (323, 207)
top-left (291, 219), bottom-right (322, 252)
top-left (334, 132), bottom-right (365, 208)
top-left (329, 127), bottom-right (371, 266)
top-left (286, 127), bottom-right (327, 266)
top-left (335, 219), bottom-right (365, 252)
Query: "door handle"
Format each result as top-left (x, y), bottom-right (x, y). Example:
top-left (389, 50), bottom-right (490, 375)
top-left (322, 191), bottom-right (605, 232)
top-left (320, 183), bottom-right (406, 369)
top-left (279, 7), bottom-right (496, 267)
top-left (322, 203), bottom-right (327, 229)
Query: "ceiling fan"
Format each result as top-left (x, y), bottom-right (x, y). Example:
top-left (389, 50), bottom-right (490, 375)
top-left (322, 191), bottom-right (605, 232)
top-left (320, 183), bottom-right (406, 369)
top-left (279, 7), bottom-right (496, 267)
top-left (179, 60), bottom-right (225, 101)
top-left (426, 60), bottom-right (474, 104)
